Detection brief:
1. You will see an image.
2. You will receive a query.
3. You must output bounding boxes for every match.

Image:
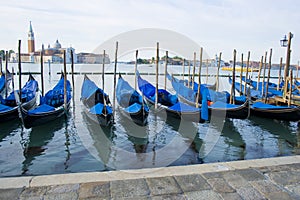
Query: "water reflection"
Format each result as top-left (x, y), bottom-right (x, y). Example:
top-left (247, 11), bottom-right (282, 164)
top-left (0, 120), bottom-right (20, 142)
top-left (249, 116), bottom-right (297, 156)
top-left (82, 111), bottom-right (115, 170)
top-left (22, 118), bottom-right (66, 175)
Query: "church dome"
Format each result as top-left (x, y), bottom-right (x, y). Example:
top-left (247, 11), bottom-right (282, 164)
top-left (53, 39), bottom-right (62, 49)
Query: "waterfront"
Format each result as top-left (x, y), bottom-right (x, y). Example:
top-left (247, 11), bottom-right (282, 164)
top-left (0, 63), bottom-right (299, 177)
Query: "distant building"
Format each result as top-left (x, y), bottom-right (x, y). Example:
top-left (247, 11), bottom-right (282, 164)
top-left (10, 22), bottom-right (77, 63)
top-left (28, 21), bottom-right (35, 53)
top-left (77, 52), bottom-right (110, 64)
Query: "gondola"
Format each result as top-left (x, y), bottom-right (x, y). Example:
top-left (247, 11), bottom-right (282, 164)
top-left (116, 74), bottom-right (149, 126)
top-left (229, 77), bottom-right (300, 121)
top-left (81, 75), bottom-right (113, 126)
top-left (169, 74), bottom-right (249, 120)
top-left (137, 71), bottom-right (208, 122)
top-left (0, 74), bottom-right (38, 123)
top-left (21, 74), bottom-right (72, 128)
top-left (250, 101), bottom-right (300, 121)
top-left (240, 76), bottom-right (283, 97)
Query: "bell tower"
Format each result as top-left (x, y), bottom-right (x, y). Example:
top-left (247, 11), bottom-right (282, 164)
top-left (28, 21), bottom-right (35, 53)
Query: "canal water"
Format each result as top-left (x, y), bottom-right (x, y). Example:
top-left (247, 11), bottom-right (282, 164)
top-left (0, 63), bottom-right (299, 177)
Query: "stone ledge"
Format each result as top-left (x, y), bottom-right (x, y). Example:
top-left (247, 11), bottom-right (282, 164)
top-left (0, 155), bottom-right (299, 189)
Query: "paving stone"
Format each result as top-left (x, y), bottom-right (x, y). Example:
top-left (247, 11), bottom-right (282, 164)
top-left (174, 174), bottom-right (211, 192)
top-left (19, 196), bottom-right (42, 200)
top-left (268, 171), bottom-right (300, 186)
top-left (0, 188), bottom-right (24, 200)
top-left (43, 192), bottom-right (78, 200)
top-left (207, 178), bottom-right (235, 193)
top-left (46, 184), bottom-right (79, 194)
top-left (202, 172), bottom-right (224, 179)
top-left (236, 186), bottom-right (266, 200)
top-left (111, 196), bottom-right (151, 200)
top-left (19, 186), bottom-right (49, 198)
top-left (222, 171), bottom-right (250, 189)
top-left (255, 167), bottom-right (270, 174)
top-left (250, 180), bottom-right (283, 196)
top-left (236, 169), bottom-right (266, 181)
top-left (286, 184), bottom-right (300, 199)
top-left (79, 182), bottom-right (110, 199)
top-left (219, 192), bottom-right (243, 200)
top-left (146, 176), bottom-right (182, 196)
top-left (267, 164), bottom-right (297, 172)
top-left (110, 178), bottom-right (149, 199)
top-left (265, 191), bottom-right (295, 200)
top-left (184, 190), bottom-right (222, 200)
top-left (151, 194), bottom-right (186, 200)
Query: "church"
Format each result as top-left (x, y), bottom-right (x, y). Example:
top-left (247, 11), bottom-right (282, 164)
top-left (10, 22), bottom-right (77, 63)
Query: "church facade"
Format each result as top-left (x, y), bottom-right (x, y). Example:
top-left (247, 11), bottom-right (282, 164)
top-left (10, 22), bottom-right (77, 64)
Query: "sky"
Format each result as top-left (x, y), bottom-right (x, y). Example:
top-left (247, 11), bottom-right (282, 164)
top-left (1, 0), bottom-right (300, 64)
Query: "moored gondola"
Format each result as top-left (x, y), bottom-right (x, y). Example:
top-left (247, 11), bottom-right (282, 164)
top-left (169, 74), bottom-right (249, 120)
top-left (137, 71), bottom-right (208, 123)
top-left (0, 74), bottom-right (38, 123)
top-left (81, 75), bottom-right (113, 126)
top-left (116, 74), bottom-right (149, 126)
top-left (21, 74), bottom-right (72, 128)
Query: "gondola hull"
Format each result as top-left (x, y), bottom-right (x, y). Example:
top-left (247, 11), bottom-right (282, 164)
top-left (250, 106), bottom-right (300, 121)
top-left (144, 96), bottom-right (202, 123)
top-left (21, 102), bottom-right (70, 129)
top-left (0, 95), bottom-right (37, 123)
top-left (177, 94), bottom-right (249, 120)
top-left (82, 105), bottom-right (113, 127)
top-left (118, 106), bottom-right (149, 126)
top-left (81, 75), bottom-right (113, 127)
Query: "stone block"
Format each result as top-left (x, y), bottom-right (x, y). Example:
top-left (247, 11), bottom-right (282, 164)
top-left (174, 174), bottom-right (211, 192)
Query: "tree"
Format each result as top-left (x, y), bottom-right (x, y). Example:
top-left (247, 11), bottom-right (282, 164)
top-left (8, 50), bottom-right (15, 58)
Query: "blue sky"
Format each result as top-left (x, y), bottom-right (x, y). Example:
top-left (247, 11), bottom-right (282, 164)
top-left (1, 0), bottom-right (300, 63)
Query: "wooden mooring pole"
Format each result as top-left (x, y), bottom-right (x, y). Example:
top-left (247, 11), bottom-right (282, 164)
top-left (196, 48), bottom-right (203, 108)
top-left (134, 50), bottom-right (138, 90)
top-left (40, 45), bottom-right (44, 96)
top-left (192, 52), bottom-right (196, 91)
top-left (230, 49), bottom-right (236, 105)
top-left (5, 51), bottom-right (8, 98)
top-left (164, 51), bottom-right (168, 90)
top-left (63, 50), bottom-right (67, 111)
top-left (265, 49), bottom-right (273, 103)
top-left (18, 40), bottom-right (22, 99)
top-left (112, 42), bottom-right (118, 122)
top-left (244, 51), bottom-right (250, 94)
top-left (216, 52), bottom-right (222, 92)
top-left (257, 56), bottom-right (263, 91)
top-left (239, 53), bottom-right (244, 95)
top-left (277, 57), bottom-right (283, 91)
top-left (71, 49), bottom-right (75, 95)
top-left (155, 42), bottom-right (159, 110)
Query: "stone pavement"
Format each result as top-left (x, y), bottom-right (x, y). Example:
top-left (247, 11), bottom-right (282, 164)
top-left (1, 156), bottom-right (300, 199)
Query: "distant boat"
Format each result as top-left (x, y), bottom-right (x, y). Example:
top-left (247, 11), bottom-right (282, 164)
top-left (222, 66), bottom-right (259, 72)
top-left (21, 74), bottom-right (72, 128)
top-left (81, 75), bottom-right (113, 127)
top-left (0, 74), bottom-right (38, 123)
top-left (116, 74), bottom-right (149, 126)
